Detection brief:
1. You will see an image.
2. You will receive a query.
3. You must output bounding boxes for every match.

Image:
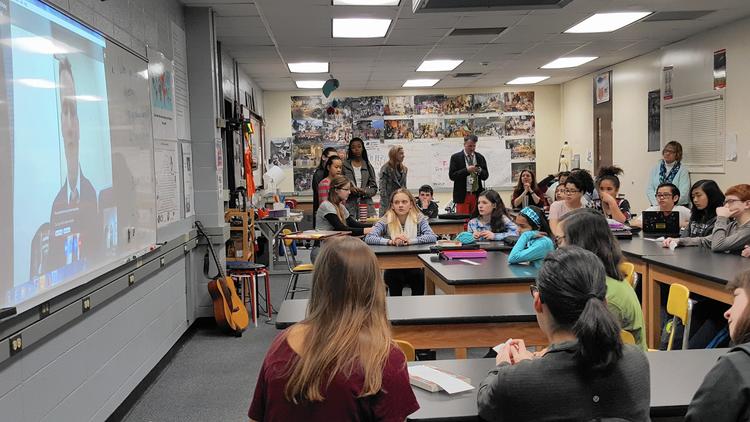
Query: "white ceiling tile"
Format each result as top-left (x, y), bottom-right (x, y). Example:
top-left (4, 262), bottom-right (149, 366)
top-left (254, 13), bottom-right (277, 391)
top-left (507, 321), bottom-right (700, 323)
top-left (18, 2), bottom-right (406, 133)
top-left (211, 4), bottom-right (258, 17)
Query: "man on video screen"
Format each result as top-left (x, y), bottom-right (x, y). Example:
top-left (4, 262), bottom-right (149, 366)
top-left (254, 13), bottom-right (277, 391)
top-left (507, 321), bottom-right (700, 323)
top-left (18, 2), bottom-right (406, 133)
top-left (45, 57), bottom-right (99, 273)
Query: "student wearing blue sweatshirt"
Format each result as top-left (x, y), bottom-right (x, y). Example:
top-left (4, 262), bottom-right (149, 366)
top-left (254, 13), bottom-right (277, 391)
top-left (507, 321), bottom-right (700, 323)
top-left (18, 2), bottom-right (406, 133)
top-left (646, 141), bottom-right (690, 206)
top-left (467, 190), bottom-right (518, 241)
top-left (507, 206), bottom-right (555, 267)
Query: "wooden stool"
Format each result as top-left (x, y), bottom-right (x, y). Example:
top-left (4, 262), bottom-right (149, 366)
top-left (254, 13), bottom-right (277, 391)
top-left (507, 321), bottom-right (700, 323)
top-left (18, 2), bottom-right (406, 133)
top-left (226, 261), bottom-right (272, 325)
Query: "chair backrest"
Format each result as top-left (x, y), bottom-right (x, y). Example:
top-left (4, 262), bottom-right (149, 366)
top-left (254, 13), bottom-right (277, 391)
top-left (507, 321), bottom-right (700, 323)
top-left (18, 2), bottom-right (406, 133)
top-left (280, 228), bottom-right (299, 271)
top-left (620, 330), bottom-right (636, 345)
top-left (666, 283), bottom-right (693, 351)
top-left (394, 339), bottom-right (416, 362)
top-left (618, 262), bottom-right (636, 288)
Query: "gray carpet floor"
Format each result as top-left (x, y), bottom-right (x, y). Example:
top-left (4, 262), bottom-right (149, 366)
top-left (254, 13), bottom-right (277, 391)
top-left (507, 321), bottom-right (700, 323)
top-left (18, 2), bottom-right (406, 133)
top-left (118, 251), bottom-right (486, 422)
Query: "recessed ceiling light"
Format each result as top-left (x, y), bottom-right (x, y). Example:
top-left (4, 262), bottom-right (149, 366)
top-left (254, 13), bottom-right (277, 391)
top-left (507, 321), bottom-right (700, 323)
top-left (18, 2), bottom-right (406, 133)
top-left (402, 79), bottom-right (439, 87)
top-left (565, 12), bottom-right (651, 33)
top-left (333, 0), bottom-right (400, 5)
top-left (417, 59), bottom-right (463, 72)
top-left (507, 76), bottom-right (550, 85)
top-left (295, 80), bottom-right (326, 89)
top-left (288, 62), bottom-right (329, 73)
top-left (541, 56), bottom-right (598, 69)
top-left (332, 18), bottom-right (391, 38)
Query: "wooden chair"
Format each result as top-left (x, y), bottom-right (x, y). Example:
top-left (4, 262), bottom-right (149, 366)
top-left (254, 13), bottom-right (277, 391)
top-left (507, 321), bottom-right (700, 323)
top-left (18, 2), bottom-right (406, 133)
top-left (394, 339), bottom-right (416, 361)
top-left (280, 228), bottom-right (313, 300)
top-left (666, 283), bottom-right (695, 351)
top-left (618, 262), bottom-right (637, 289)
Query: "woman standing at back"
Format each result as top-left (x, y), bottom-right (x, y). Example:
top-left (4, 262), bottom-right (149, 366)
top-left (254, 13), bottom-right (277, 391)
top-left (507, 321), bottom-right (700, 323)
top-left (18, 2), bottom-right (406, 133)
top-left (248, 237), bottom-right (419, 421)
top-left (379, 145), bottom-right (407, 213)
top-left (342, 137), bottom-right (378, 218)
top-left (646, 141), bottom-right (690, 206)
top-left (477, 247), bottom-right (650, 422)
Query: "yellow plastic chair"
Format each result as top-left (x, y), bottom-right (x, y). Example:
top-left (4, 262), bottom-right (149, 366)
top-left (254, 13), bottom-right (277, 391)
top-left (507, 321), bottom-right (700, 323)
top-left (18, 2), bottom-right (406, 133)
top-left (618, 262), bottom-right (637, 289)
top-left (620, 330), bottom-right (636, 345)
top-left (280, 228), bottom-right (313, 300)
top-left (666, 283), bottom-right (695, 351)
top-left (395, 339), bottom-right (416, 362)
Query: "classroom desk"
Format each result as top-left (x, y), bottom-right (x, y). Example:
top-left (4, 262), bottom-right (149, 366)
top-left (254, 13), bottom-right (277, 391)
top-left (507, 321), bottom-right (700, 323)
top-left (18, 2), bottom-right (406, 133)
top-left (275, 294), bottom-right (542, 359)
top-left (641, 247), bottom-right (750, 347)
top-left (419, 252), bottom-right (538, 295)
top-left (370, 242), bottom-right (511, 270)
top-left (407, 348), bottom-right (727, 421)
top-left (428, 218), bottom-right (467, 236)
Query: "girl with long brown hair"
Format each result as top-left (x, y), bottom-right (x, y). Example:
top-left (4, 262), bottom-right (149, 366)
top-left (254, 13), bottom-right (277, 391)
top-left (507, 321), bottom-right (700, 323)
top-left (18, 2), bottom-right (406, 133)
top-left (248, 237), bottom-right (419, 421)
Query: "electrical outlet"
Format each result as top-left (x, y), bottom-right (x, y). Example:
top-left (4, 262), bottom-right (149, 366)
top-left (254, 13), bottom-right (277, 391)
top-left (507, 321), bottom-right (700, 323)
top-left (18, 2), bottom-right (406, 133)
top-left (9, 334), bottom-right (22, 356)
top-left (128, 274), bottom-right (135, 286)
top-left (82, 296), bottom-right (91, 313)
top-left (39, 302), bottom-right (50, 318)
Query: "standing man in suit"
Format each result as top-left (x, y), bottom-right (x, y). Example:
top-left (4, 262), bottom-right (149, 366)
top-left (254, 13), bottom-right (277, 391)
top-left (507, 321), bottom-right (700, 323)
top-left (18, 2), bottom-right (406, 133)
top-left (449, 134), bottom-right (489, 215)
top-left (46, 57), bottom-right (99, 273)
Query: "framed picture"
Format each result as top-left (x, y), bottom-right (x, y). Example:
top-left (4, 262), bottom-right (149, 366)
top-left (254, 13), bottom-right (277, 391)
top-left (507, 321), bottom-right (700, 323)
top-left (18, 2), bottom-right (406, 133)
top-left (595, 72), bottom-right (610, 104)
top-left (647, 90), bottom-right (661, 152)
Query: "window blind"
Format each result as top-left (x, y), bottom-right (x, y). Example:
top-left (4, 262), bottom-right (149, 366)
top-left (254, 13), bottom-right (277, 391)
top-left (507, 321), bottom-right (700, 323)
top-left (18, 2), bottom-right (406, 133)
top-left (663, 94), bottom-right (725, 173)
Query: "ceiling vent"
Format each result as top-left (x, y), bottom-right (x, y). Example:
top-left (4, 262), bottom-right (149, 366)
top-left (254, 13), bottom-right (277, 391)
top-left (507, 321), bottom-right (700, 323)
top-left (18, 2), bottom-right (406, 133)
top-left (454, 72), bottom-right (482, 78)
top-left (412, 0), bottom-right (572, 13)
top-left (449, 27), bottom-right (506, 36)
top-left (643, 11), bottom-right (715, 22)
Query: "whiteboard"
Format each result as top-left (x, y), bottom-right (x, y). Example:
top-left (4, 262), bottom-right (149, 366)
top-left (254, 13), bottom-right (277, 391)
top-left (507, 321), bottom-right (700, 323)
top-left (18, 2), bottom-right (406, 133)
top-left (2, 0), bottom-right (156, 312)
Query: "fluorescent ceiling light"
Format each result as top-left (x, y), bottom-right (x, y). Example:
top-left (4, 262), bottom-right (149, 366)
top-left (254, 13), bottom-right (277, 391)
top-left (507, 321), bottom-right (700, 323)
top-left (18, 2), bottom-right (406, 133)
top-left (332, 18), bottom-right (391, 38)
top-left (402, 79), bottom-right (439, 87)
top-left (541, 56), bottom-right (598, 69)
top-left (295, 80), bottom-right (326, 89)
top-left (417, 59), bottom-right (463, 72)
top-left (333, 0), bottom-right (400, 5)
top-left (288, 62), bottom-right (329, 73)
top-left (565, 12), bottom-right (651, 33)
top-left (507, 76), bottom-right (550, 85)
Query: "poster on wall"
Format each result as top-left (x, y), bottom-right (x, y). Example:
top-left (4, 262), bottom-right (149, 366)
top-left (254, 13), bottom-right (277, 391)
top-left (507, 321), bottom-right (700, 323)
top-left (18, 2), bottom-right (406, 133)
top-left (147, 48), bottom-right (177, 141)
top-left (181, 143), bottom-right (195, 218)
top-left (289, 92), bottom-right (536, 191)
top-left (154, 140), bottom-right (180, 227)
top-left (663, 66), bottom-right (674, 100)
top-left (595, 72), bottom-right (610, 104)
top-left (647, 90), bottom-right (661, 152)
top-left (713, 49), bottom-right (727, 90)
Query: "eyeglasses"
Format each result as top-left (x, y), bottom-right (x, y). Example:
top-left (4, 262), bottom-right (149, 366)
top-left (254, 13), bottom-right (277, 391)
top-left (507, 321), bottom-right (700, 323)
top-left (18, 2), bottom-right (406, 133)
top-left (529, 284), bottom-right (539, 297)
top-left (655, 193), bottom-right (674, 199)
top-left (663, 149), bottom-right (677, 154)
top-left (563, 189), bottom-right (580, 194)
top-left (724, 198), bottom-right (744, 206)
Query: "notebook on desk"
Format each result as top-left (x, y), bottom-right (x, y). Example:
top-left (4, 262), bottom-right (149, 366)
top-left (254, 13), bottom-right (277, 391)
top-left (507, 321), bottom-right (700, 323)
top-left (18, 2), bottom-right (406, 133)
top-left (642, 211), bottom-right (680, 238)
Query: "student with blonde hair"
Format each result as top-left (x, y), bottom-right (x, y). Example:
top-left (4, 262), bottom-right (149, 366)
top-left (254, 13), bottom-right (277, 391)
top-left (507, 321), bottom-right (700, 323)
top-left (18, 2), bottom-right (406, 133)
top-left (248, 237), bottom-right (419, 421)
top-left (365, 188), bottom-right (437, 295)
top-left (378, 145), bottom-right (407, 212)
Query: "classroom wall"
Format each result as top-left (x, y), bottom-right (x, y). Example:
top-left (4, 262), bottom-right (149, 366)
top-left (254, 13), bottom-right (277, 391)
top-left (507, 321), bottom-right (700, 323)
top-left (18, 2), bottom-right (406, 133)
top-left (0, 2), bottom-right (193, 421)
top-left (263, 85), bottom-right (562, 205)
top-left (562, 16), bottom-right (750, 212)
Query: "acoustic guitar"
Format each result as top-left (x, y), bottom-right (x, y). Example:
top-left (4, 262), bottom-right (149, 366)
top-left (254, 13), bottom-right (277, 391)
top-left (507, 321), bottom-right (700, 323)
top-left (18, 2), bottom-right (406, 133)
top-left (198, 222), bottom-right (249, 335)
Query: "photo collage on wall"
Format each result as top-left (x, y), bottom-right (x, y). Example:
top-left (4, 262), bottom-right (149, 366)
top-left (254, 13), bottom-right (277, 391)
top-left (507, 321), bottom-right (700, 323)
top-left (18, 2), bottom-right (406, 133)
top-left (290, 92), bottom-right (536, 192)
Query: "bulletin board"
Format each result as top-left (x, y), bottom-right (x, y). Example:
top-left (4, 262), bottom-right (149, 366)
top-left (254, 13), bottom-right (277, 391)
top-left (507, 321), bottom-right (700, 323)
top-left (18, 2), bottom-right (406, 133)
top-left (288, 92), bottom-right (536, 193)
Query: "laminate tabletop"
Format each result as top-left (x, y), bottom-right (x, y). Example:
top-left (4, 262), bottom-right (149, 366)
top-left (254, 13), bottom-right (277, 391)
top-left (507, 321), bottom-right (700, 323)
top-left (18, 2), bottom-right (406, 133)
top-left (369, 241), bottom-right (510, 256)
top-left (418, 252), bottom-right (538, 285)
top-left (407, 348), bottom-right (726, 421)
top-left (617, 235), bottom-right (678, 258)
top-left (641, 246), bottom-right (750, 285)
top-left (275, 293), bottom-right (536, 329)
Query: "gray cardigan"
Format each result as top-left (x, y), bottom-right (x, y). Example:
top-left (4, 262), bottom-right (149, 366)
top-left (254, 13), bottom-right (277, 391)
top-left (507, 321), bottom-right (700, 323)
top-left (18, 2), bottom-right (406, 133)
top-left (477, 341), bottom-right (650, 422)
top-left (685, 342), bottom-right (750, 421)
top-left (676, 216), bottom-right (750, 253)
top-left (378, 164), bottom-right (407, 212)
top-left (342, 159), bottom-right (378, 216)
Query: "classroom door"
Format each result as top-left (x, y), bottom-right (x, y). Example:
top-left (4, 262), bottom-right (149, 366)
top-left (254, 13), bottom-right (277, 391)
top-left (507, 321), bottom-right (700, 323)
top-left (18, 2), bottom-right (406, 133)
top-left (593, 71), bottom-right (613, 169)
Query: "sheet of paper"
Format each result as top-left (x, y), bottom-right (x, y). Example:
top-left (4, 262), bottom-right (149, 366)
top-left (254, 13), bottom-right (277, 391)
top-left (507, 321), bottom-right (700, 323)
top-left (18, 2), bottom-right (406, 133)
top-left (408, 366), bottom-right (474, 394)
top-left (726, 133), bottom-right (737, 161)
top-left (459, 259), bottom-right (480, 266)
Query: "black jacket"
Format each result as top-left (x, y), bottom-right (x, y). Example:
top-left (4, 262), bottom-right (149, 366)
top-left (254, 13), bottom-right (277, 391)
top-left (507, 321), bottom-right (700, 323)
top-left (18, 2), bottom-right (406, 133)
top-left (448, 151), bottom-right (489, 203)
top-left (685, 342), bottom-right (750, 421)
